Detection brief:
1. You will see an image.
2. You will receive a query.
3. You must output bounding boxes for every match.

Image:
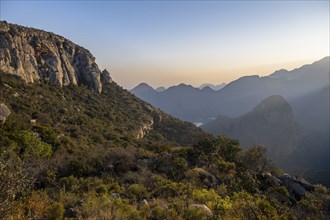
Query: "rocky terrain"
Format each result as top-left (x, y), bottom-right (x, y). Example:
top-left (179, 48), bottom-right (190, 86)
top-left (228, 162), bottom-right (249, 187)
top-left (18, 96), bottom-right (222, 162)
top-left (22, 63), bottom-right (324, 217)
top-left (0, 21), bottom-right (110, 93)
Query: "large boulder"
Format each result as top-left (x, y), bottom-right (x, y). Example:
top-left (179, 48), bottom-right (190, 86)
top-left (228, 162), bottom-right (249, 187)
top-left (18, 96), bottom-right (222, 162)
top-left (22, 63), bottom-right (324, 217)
top-left (277, 173), bottom-right (315, 200)
top-left (0, 103), bottom-right (11, 124)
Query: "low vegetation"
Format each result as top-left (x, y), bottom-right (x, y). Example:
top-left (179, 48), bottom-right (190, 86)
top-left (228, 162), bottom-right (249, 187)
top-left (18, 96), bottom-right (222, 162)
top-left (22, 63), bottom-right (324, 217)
top-left (1, 73), bottom-right (329, 219)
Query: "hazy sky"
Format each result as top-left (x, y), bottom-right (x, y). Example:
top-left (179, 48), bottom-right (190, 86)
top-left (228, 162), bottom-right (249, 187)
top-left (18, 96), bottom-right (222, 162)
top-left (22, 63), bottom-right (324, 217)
top-left (1, 1), bottom-right (329, 89)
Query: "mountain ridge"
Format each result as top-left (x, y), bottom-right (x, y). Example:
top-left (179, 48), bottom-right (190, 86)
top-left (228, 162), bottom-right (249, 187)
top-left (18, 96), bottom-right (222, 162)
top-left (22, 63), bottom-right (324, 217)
top-left (201, 95), bottom-right (301, 161)
top-left (131, 57), bottom-right (329, 123)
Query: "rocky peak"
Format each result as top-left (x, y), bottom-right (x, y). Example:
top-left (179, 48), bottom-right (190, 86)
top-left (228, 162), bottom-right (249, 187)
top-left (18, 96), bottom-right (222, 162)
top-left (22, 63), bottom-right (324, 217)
top-left (101, 69), bottom-right (112, 84)
top-left (252, 95), bottom-right (292, 115)
top-left (0, 21), bottom-right (103, 93)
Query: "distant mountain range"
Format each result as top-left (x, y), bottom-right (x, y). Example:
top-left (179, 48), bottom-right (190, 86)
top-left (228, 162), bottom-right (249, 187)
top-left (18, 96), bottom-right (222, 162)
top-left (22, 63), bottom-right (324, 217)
top-left (133, 82), bottom-right (226, 94)
top-left (131, 57), bottom-right (330, 176)
top-left (131, 57), bottom-right (329, 125)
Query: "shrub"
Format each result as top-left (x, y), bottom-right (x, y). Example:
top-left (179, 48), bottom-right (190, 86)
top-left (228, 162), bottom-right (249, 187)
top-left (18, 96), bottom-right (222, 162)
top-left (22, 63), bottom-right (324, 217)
top-left (47, 202), bottom-right (65, 220)
top-left (127, 184), bottom-right (149, 200)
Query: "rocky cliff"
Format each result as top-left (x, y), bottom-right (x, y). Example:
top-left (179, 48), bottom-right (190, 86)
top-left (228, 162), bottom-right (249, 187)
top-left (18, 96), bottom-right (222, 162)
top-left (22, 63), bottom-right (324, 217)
top-left (0, 21), bottom-right (110, 93)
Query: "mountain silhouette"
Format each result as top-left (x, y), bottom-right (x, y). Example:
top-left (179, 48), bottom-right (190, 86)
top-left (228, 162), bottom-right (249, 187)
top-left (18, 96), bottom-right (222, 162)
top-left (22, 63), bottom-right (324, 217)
top-left (201, 95), bottom-right (301, 161)
top-left (198, 83), bottom-right (226, 90)
top-left (131, 57), bottom-right (329, 124)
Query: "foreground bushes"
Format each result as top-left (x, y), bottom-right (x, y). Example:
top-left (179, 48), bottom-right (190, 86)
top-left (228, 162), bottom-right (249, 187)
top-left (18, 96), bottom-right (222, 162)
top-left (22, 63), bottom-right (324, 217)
top-left (1, 73), bottom-right (329, 219)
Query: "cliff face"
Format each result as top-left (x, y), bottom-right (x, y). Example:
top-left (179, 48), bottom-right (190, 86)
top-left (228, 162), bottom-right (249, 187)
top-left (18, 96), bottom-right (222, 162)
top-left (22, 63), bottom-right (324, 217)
top-left (0, 21), bottom-right (108, 93)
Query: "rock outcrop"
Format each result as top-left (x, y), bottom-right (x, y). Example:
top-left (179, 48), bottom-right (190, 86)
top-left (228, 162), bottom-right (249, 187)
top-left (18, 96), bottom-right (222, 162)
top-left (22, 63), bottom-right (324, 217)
top-left (101, 69), bottom-right (112, 85)
top-left (136, 119), bottom-right (154, 139)
top-left (261, 172), bottom-right (315, 200)
top-left (0, 103), bottom-right (11, 124)
top-left (0, 21), bottom-right (109, 93)
top-left (277, 173), bottom-right (315, 200)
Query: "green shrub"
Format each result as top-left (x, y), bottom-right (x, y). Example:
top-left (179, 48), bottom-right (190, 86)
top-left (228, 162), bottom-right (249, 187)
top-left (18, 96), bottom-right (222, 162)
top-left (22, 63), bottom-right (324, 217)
top-left (47, 202), bottom-right (65, 220)
top-left (127, 184), bottom-right (149, 200)
top-left (95, 184), bottom-right (108, 195)
top-left (10, 131), bottom-right (52, 158)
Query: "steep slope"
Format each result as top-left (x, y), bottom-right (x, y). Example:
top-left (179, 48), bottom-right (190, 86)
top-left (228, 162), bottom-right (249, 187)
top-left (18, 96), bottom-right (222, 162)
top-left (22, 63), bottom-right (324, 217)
top-left (2, 73), bottom-right (327, 218)
top-left (0, 73), bottom-right (206, 148)
top-left (290, 85), bottom-right (330, 133)
top-left (201, 95), bottom-right (301, 161)
top-left (0, 21), bottom-right (106, 93)
top-left (284, 85), bottom-right (330, 172)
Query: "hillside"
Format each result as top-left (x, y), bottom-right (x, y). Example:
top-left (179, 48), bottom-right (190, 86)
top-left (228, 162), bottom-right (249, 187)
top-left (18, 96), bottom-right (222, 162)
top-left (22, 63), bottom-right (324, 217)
top-left (201, 95), bottom-right (301, 161)
top-left (290, 85), bottom-right (330, 133)
top-left (202, 95), bottom-right (330, 185)
top-left (0, 22), bottom-right (329, 219)
top-left (3, 72), bottom-right (329, 219)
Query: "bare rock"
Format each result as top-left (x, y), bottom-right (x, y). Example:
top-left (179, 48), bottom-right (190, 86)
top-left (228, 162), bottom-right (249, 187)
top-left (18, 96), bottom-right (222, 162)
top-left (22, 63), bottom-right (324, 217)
top-left (278, 173), bottom-right (315, 200)
top-left (136, 119), bottom-right (154, 139)
top-left (101, 69), bottom-right (112, 84)
top-left (0, 103), bottom-right (11, 124)
top-left (0, 21), bottom-right (102, 93)
top-left (190, 204), bottom-right (213, 217)
top-left (141, 199), bottom-right (149, 206)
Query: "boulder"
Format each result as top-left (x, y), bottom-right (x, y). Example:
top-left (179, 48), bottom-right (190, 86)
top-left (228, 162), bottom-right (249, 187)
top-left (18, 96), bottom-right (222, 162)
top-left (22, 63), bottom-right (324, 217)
top-left (0, 103), bottom-right (11, 124)
top-left (136, 119), bottom-right (154, 139)
top-left (190, 204), bottom-right (213, 217)
top-left (278, 173), bottom-right (315, 200)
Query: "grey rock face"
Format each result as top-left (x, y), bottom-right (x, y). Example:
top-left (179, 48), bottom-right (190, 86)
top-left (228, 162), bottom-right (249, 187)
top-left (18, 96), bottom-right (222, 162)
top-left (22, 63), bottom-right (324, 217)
top-left (0, 21), bottom-right (106, 93)
top-left (277, 173), bottom-right (315, 200)
top-left (101, 69), bottom-right (112, 84)
top-left (261, 172), bottom-right (315, 200)
top-left (0, 103), bottom-right (11, 124)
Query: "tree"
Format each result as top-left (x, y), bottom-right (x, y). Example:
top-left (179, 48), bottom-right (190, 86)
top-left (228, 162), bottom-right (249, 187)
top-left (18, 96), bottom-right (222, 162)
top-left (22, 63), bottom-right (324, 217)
top-left (0, 151), bottom-right (35, 217)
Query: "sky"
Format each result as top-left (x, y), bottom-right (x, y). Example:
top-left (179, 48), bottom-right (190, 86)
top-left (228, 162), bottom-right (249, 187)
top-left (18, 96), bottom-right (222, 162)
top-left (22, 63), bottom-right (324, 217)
top-left (1, 1), bottom-right (329, 89)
